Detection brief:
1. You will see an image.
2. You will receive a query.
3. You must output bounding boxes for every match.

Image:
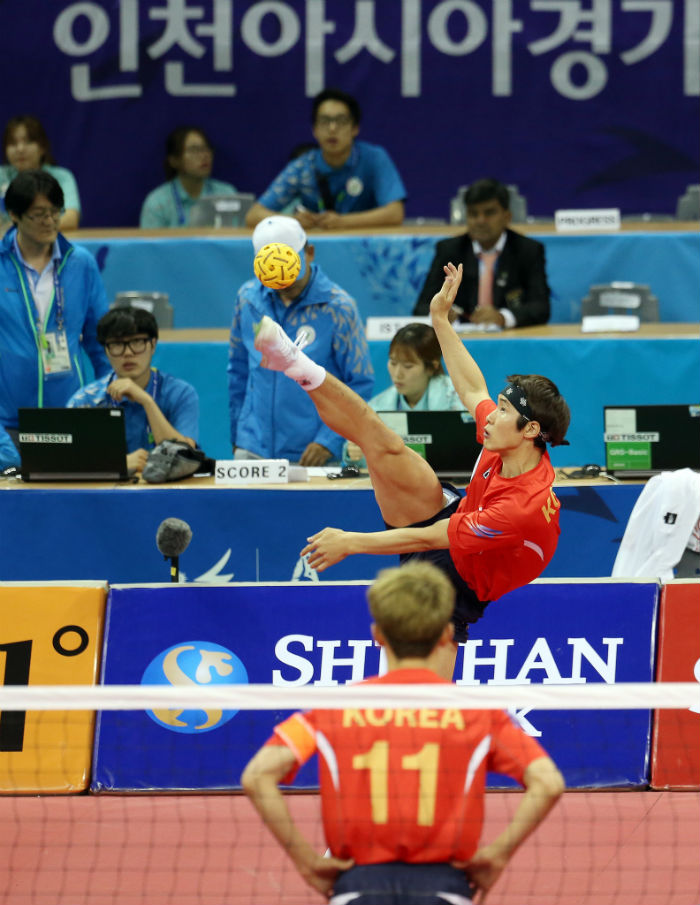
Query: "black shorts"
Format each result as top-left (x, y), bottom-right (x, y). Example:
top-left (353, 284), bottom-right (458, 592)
top-left (331, 862), bottom-right (474, 905)
top-left (385, 482), bottom-right (490, 644)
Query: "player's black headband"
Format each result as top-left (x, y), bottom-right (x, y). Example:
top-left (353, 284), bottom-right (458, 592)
top-left (500, 382), bottom-right (570, 447)
top-left (501, 383), bottom-right (534, 421)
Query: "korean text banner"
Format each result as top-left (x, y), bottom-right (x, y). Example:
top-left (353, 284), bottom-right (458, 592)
top-left (4, 1), bottom-right (698, 226)
top-left (92, 580), bottom-right (657, 791)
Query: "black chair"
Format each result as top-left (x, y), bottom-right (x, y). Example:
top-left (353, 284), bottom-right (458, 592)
top-left (675, 184), bottom-right (700, 220)
top-left (581, 283), bottom-right (659, 322)
top-left (112, 292), bottom-right (175, 329)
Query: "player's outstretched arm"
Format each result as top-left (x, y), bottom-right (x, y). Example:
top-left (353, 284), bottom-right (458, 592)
top-left (301, 521), bottom-right (450, 571)
top-left (458, 756), bottom-right (564, 902)
top-left (242, 746), bottom-right (353, 896)
top-left (430, 263), bottom-right (491, 418)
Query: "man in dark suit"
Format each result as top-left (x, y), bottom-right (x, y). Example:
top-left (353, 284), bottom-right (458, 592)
top-left (413, 179), bottom-right (550, 327)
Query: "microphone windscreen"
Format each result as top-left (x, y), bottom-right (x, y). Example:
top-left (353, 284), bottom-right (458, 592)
top-left (156, 517), bottom-right (193, 558)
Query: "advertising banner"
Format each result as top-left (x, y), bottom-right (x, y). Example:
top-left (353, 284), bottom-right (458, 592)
top-left (93, 579), bottom-right (657, 791)
top-left (0, 483), bottom-right (644, 585)
top-left (4, 2), bottom-right (698, 226)
top-left (651, 580), bottom-right (700, 790)
top-left (0, 583), bottom-right (106, 793)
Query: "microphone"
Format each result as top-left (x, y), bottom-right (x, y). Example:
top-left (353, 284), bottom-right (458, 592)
top-left (156, 518), bottom-right (192, 583)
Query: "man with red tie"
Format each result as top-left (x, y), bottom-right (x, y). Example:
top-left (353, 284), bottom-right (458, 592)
top-left (413, 178), bottom-right (550, 328)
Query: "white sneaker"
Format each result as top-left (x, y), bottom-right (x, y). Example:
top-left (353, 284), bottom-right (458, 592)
top-left (253, 316), bottom-right (301, 371)
top-left (253, 316), bottom-right (326, 389)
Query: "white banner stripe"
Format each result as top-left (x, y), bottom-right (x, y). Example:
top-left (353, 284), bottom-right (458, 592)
top-left (0, 683), bottom-right (696, 711)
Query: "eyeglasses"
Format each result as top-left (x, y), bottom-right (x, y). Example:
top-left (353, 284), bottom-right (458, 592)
top-left (183, 144), bottom-right (213, 156)
top-left (104, 337), bottom-right (151, 356)
top-left (24, 207), bottom-right (63, 223)
top-left (315, 114), bottom-right (353, 129)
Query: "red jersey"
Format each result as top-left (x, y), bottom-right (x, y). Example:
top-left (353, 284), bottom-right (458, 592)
top-left (267, 669), bottom-right (546, 864)
top-left (448, 399), bottom-right (561, 601)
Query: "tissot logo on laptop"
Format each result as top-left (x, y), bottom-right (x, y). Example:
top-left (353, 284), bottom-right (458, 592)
top-left (142, 641), bottom-right (248, 734)
top-left (19, 432), bottom-right (72, 444)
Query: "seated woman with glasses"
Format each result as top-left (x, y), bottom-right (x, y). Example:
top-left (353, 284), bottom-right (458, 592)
top-left (1, 114), bottom-right (81, 233)
top-left (139, 126), bottom-right (237, 228)
top-left (0, 170), bottom-right (110, 454)
top-left (245, 88), bottom-right (406, 231)
top-left (68, 307), bottom-right (200, 473)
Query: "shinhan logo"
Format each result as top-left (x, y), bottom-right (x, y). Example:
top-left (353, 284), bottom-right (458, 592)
top-left (141, 641), bottom-right (248, 733)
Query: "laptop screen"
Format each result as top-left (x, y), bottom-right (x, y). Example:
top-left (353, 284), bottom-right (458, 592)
top-left (604, 405), bottom-right (700, 477)
top-left (18, 408), bottom-right (129, 481)
top-left (188, 193), bottom-right (256, 227)
top-left (376, 410), bottom-right (480, 478)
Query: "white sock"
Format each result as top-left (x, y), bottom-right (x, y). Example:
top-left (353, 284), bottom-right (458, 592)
top-left (284, 349), bottom-right (326, 391)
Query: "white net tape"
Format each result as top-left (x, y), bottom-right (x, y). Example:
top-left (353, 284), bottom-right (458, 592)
top-left (0, 681), bottom-right (697, 710)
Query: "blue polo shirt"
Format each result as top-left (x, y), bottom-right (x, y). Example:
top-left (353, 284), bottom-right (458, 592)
top-left (257, 141), bottom-right (406, 213)
top-left (67, 369), bottom-right (199, 452)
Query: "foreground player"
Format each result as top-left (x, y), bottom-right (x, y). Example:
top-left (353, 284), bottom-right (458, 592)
top-left (242, 561), bottom-right (565, 904)
top-left (253, 262), bottom-right (570, 674)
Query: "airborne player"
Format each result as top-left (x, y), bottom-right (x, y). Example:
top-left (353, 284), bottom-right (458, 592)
top-left (253, 261), bottom-right (571, 678)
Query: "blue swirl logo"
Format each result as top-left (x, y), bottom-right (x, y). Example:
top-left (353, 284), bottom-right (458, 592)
top-left (142, 641), bottom-right (248, 734)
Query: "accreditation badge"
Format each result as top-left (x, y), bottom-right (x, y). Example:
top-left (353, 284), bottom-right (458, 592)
top-left (346, 177), bottom-right (364, 197)
top-left (41, 330), bottom-right (73, 375)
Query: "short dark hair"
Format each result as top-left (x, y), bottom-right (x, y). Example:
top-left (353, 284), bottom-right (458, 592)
top-left (312, 89), bottom-right (361, 126)
top-left (164, 126), bottom-right (213, 179)
top-left (506, 373), bottom-right (571, 449)
top-left (3, 115), bottom-right (54, 166)
top-left (97, 307), bottom-right (159, 345)
top-left (4, 170), bottom-right (64, 218)
top-left (464, 178), bottom-right (510, 211)
top-left (390, 324), bottom-right (444, 377)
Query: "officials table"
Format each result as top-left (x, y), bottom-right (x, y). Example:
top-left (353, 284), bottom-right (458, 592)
top-left (0, 472), bottom-right (642, 585)
top-left (69, 221), bottom-right (700, 326)
top-left (151, 322), bottom-right (700, 465)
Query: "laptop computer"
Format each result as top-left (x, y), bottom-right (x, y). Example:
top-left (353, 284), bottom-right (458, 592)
top-left (604, 404), bottom-right (700, 478)
top-left (376, 410), bottom-right (481, 479)
top-left (18, 408), bottom-right (129, 481)
top-left (188, 193), bottom-right (256, 227)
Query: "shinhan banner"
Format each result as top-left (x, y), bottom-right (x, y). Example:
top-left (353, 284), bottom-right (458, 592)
top-left (5, 1), bottom-right (698, 225)
top-left (92, 579), bottom-right (658, 791)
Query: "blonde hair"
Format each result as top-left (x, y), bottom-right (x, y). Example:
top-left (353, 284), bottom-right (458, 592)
top-left (368, 561), bottom-right (455, 658)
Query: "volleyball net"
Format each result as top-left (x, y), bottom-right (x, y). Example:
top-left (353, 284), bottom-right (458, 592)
top-left (0, 681), bottom-right (698, 905)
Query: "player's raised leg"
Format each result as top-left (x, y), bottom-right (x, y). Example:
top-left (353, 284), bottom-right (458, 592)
top-left (254, 317), bottom-right (444, 527)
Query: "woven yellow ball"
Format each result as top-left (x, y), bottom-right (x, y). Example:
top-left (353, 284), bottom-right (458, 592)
top-left (253, 242), bottom-right (301, 289)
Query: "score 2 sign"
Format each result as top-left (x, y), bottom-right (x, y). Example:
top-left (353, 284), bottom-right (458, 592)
top-left (0, 583), bottom-right (106, 793)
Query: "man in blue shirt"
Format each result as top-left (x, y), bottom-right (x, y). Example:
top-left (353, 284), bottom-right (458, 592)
top-left (68, 308), bottom-right (199, 473)
top-left (246, 89), bottom-right (406, 231)
top-left (228, 215), bottom-right (374, 465)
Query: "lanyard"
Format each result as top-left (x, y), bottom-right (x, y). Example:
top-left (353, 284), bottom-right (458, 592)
top-left (9, 250), bottom-right (70, 407)
top-left (170, 181), bottom-right (187, 226)
top-left (315, 171), bottom-right (346, 212)
top-left (11, 253), bottom-right (66, 331)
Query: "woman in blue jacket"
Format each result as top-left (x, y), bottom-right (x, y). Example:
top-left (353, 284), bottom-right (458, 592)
top-left (0, 170), bottom-right (109, 444)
